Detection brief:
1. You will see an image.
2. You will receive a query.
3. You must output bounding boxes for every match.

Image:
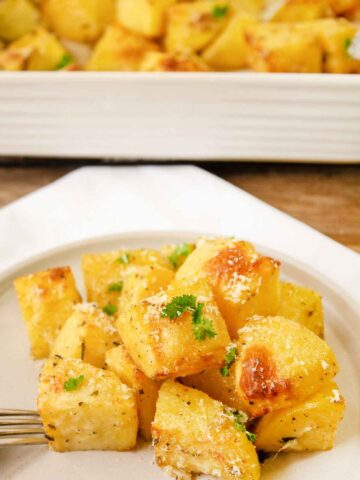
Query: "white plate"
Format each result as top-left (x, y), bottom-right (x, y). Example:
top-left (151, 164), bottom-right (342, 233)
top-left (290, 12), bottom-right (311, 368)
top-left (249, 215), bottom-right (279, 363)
top-left (0, 231), bottom-right (359, 480)
top-left (1, 72), bottom-right (360, 163)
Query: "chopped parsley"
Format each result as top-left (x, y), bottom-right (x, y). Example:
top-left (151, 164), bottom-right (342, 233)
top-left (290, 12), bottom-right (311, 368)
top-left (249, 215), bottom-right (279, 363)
top-left (55, 53), bottom-right (73, 70)
top-left (212, 4), bottom-right (229, 18)
top-left (116, 252), bottom-right (131, 264)
top-left (108, 281), bottom-right (123, 293)
top-left (344, 37), bottom-right (352, 53)
top-left (220, 344), bottom-right (238, 377)
top-left (226, 409), bottom-right (257, 443)
top-left (64, 375), bottom-right (84, 391)
top-left (161, 295), bottom-right (217, 341)
top-left (169, 243), bottom-right (194, 269)
top-left (102, 303), bottom-right (118, 316)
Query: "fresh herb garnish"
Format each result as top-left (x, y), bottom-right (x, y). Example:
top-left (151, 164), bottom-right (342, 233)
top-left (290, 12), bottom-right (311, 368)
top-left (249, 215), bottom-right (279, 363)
top-left (102, 303), bottom-right (118, 316)
top-left (220, 344), bottom-right (238, 377)
top-left (55, 53), bottom-right (73, 70)
top-left (169, 243), bottom-right (194, 269)
top-left (212, 4), bottom-right (229, 18)
top-left (161, 295), bottom-right (217, 341)
top-left (64, 375), bottom-right (84, 391)
top-left (116, 253), bottom-right (131, 264)
top-left (226, 409), bottom-right (257, 443)
top-left (108, 281), bottom-right (123, 293)
top-left (344, 37), bottom-right (352, 55)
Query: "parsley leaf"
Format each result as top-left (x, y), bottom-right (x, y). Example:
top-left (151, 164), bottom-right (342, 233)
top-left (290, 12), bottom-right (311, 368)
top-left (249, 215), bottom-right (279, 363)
top-left (64, 375), bottom-right (84, 391)
top-left (169, 243), bottom-right (194, 269)
top-left (220, 344), bottom-right (238, 377)
top-left (108, 281), bottom-right (123, 293)
top-left (102, 303), bottom-right (118, 316)
top-left (55, 53), bottom-right (73, 70)
top-left (213, 4), bottom-right (229, 18)
top-left (192, 303), bottom-right (217, 341)
top-left (226, 409), bottom-right (257, 443)
top-left (161, 295), bottom-right (197, 319)
top-left (161, 295), bottom-right (217, 342)
top-left (116, 253), bottom-right (131, 264)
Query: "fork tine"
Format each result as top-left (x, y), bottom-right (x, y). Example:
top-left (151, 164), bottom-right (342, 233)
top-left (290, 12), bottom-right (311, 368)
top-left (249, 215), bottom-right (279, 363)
top-left (0, 427), bottom-right (44, 437)
top-left (0, 418), bottom-right (43, 426)
top-left (0, 409), bottom-right (40, 417)
top-left (0, 437), bottom-right (47, 447)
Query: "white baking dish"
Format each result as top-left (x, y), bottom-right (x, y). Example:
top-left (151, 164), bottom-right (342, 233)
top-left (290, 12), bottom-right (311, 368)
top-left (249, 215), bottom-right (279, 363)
top-left (1, 72), bottom-right (359, 162)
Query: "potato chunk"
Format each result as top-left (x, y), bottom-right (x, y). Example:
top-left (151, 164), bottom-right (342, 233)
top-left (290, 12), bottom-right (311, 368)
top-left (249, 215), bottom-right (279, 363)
top-left (117, 0), bottom-right (177, 37)
top-left (140, 51), bottom-right (210, 71)
top-left (152, 380), bottom-right (260, 480)
top-left (246, 22), bottom-right (323, 72)
top-left (310, 18), bottom-right (360, 73)
top-left (0, 27), bottom-right (68, 71)
top-left (14, 266), bottom-right (81, 359)
top-left (202, 13), bottom-right (255, 70)
top-left (117, 278), bottom-right (231, 380)
top-left (235, 316), bottom-right (339, 417)
top-left (106, 345), bottom-right (161, 440)
top-left (52, 303), bottom-right (121, 368)
top-left (0, 0), bottom-right (40, 41)
top-left (277, 282), bottom-right (324, 336)
top-left (328, 0), bottom-right (358, 14)
top-left (165, 1), bottom-right (231, 54)
top-left (81, 247), bottom-right (170, 307)
top-left (42, 0), bottom-right (115, 43)
top-left (255, 381), bottom-right (345, 452)
top-left (177, 238), bottom-right (281, 338)
top-left (264, 0), bottom-right (333, 22)
top-left (38, 357), bottom-right (138, 452)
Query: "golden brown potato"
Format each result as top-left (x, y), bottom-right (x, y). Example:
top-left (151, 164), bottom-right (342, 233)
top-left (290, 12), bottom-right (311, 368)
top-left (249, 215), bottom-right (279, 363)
top-left (255, 381), bottom-right (345, 452)
top-left (160, 243), bottom-right (196, 270)
top-left (234, 316), bottom-right (339, 417)
top-left (0, 0), bottom-right (40, 41)
top-left (264, 0), bottom-right (333, 22)
top-left (246, 22), bottom-right (323, 72)
top-left (14, 266), bottom-right (81, 358)
top-left (0, 27), bottom-right (69, 71)
top-left (105, 345), bottom-right (161, 440)
top-left (277, 282), bottom-right (324, 336)
top-left (328, 0), bottom-right (358, 14)
top-left (42, 0), bottom-right (115, 43)
top-left (202, 13), bottom-right (255, 70)
top-left (51, 303), bottom-right (121, 368)
top-left (117, 278), bottom-right (231, 380)
top-left (309, 18), bottom-right (360, 73)
top-left (81, 247), bottom-right (170, 307)
top-left (117, 0), bottom-right (177, 37)
top-left (152, 380), bottom-right (261, 480)
top-left (140, 51), bottom-right (210, 71)
top-left (165, 1), bottom-right (231, 54)
top-left (38, 357), bottom-right (138, 452)
top-left (231, 0), bottom-right (265, 18)
top-left (177, 238), bottom-right (281, 338)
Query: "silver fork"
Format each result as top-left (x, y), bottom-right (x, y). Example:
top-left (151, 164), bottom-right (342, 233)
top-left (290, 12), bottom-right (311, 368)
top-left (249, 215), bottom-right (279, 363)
top-left (0, 409), bottom-right (47, 447)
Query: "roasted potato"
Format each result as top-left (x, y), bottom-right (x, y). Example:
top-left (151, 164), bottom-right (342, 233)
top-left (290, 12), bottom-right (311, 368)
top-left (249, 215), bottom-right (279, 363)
top-left (160, 242), bottom-right (196, 270)
top-left (42, 0), bottom-right (115, 43)
top-left (264, 0), bottom-right (333, 22)
top-left (105, 344), bottom-right (161, 440)
top-left (117, 0), bottom-right (177, 37)
top-left (255, 380), bottom-right (345, 452)
top-left (328, 0), bottom-right (359, 14)
top-left (235, 316), bottom-right (339, 417)
top-left (231, 0), bottom-right (265, 18)
top-left (14, 266), bottom-right (81, 358)
top-left (165, 1), bottom-right (231, 54)
top-left (246, 22), bottom-right (323, 72)
top-left (277, 282), bottom-right (324, 336)
top-left (117, 277), bottom-right (231, 380)
top-left (202, 13), bottom-right (255, 69)
top-left (177, 238), bottom-right (281, 338)
top-left (152, 380), bottom-right (261, 480)
top-left (81, 247), bottom-right (170, 307)
top-left (38, 357), bottom-right (138, 452)
top-left (51, 303), bottom-right (121, 368)
top-left (0, 0), bottom-right (40, 41)
top-left (0, 27), bottom-right (69, 70)
top-left (140, 51), bottom-right (210, 71)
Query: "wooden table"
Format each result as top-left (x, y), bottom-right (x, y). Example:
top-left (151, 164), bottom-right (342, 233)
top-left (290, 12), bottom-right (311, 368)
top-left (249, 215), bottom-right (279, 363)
top-left (0, 162), bottom-right (359, 254)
